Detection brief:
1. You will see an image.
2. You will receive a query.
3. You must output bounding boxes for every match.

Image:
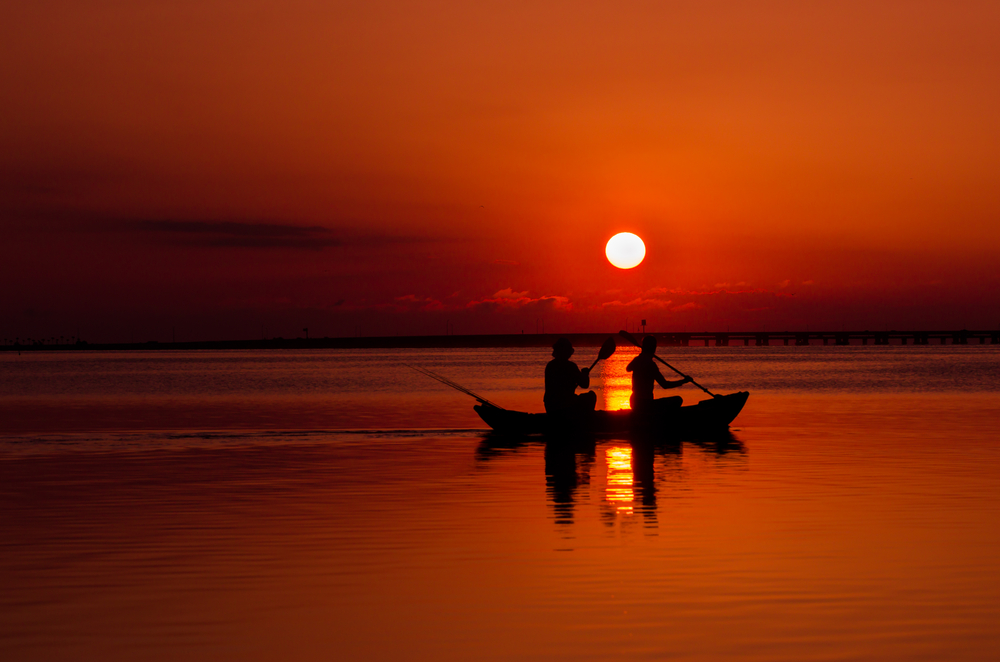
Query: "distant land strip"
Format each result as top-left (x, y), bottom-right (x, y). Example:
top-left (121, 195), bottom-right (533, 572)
top-left (2, 330), bottom-right (999, 351)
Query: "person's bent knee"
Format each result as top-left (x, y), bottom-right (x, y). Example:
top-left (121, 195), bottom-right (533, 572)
top-left (573, 391), bottom-right (596, 412)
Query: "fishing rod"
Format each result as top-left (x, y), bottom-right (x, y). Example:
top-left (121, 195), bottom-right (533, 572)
top-left (407, 365), bottom-right (504, 409)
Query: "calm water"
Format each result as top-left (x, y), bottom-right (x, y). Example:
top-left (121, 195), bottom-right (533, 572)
top-left (2, 346), bottom-right (999, 660)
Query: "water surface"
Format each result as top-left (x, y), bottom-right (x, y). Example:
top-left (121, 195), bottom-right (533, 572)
top-left (2, 347), bottom-right (999, 660)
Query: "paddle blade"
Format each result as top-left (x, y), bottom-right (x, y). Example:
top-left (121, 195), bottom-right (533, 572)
top-left (598, 336), bottom-right (617, 360)
top-left (619, 329), bottom-right (641, 347)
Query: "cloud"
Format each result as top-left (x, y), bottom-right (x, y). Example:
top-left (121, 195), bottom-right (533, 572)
top-left (671, 302), bottom-right (703, 312)
top-left (492, 288), bottom-right (529, 299)
top-left (467, 289), bottom-right (572, 312)
top-left (15, 214), bottom-right (437, 251)
top-left (123, 220), bottom-right (340, 249)
top-left (359, 289), bottom-right (573, 315)
top-left (642, 285), bottom-right (775, 298)
top-left (391, 294), bottom-right (446, 311)
top-left (601, 298), bottom-right (673, 309)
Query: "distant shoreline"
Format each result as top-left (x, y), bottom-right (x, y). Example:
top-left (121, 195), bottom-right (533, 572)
top-left (2, 329), bottom-right (998, 351)
top-left (0, 334), bottom-right (609, 352)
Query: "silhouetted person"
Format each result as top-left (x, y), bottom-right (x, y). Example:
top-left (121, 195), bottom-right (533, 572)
top-left (630, 440), bottom-right (659, 524)
top-left (626, 336), bottom-right (691, 412)
top-left (545, 440), bottom-right (578, 524)
top-left (544, 338), bottom-right (597, 415)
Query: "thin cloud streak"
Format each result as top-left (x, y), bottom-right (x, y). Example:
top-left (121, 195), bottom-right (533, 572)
top-left (127, 220), bottom-right (340, 249)
top-left (41, 218), bottom-right (440, 250)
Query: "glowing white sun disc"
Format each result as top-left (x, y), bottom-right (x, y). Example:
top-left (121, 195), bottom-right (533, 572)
top-left (605, 232), bottom-right (646, 269)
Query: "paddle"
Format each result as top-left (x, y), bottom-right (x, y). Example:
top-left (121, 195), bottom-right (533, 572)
top-left (588, 336), bottom-right (617, 371)
top-left (618, 330), bottom-right (717, 397)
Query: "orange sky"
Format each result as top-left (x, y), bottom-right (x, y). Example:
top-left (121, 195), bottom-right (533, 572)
top-left (2, 1), bottom-right (999, 340)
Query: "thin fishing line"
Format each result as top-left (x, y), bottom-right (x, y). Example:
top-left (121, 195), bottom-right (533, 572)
top-left (411, 366), bottom-right (487, 402)
top-left (410, 366), bottom-right (498, 407)
top-left (406, 365), bottom-right (503, 409)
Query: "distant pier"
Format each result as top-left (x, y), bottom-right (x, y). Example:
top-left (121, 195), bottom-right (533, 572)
top-left (1, 330), bottom-right (998, 351)
top-left (649, 330), bottom-right (1000, 346)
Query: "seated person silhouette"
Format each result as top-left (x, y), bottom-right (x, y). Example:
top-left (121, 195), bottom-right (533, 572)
top-left (626, 335), bottom-right (691, 412)
top-left (544, 338), bottom-right (598, 415)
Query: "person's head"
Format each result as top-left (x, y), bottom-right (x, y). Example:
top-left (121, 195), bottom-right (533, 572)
top-left (641, 335), bottom-right (657, 354)
top-left (552, 337), bottom-right (574, 359)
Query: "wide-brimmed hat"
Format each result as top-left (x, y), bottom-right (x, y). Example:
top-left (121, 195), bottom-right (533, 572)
top-left (552, 337), bottom-right (574, 358)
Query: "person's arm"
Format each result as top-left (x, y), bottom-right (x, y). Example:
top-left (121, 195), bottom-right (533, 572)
top-left (576, 364), bottom-right (590, 389)
top-left (625, 357), bottom-right (636, 372)
top-left (655, 364), bottom-right (692, 389)
top-left (653, 364), bottom-right (670, 389)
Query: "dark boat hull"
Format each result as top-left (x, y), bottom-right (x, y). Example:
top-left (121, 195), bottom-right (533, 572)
top-left (474, 391), bottom-right (750, 437)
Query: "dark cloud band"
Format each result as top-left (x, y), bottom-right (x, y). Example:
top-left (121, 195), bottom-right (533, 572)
top-left (126, 220), bottom-right (340, 249)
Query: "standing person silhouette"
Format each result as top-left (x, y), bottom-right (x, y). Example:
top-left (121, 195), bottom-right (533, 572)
top-left (544, 338), bottom-right (598, 415)
top-left (626, 336), bottom-right (691, 412)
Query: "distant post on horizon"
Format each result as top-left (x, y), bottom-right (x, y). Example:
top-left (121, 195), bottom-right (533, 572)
top-left (642, 320), bottom-right (647, 335)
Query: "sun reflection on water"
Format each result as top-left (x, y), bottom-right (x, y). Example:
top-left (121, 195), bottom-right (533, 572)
top-left (598, 347), bottom-right (639, 411)
top-left (606, 445), bottom-right (634, 513)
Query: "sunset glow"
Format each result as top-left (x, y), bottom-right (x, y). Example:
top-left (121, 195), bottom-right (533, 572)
top-left (5, 4), bottom-right (1000, 661)
top-left (2, 2), bottom-right (999, 341)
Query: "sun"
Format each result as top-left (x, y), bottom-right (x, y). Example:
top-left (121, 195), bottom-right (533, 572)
top-left (605, 232), bottom-right (646, 269)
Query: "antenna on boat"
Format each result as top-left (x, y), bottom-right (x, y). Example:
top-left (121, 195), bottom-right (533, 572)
top-left (407, 365), bottom-right (504, 409)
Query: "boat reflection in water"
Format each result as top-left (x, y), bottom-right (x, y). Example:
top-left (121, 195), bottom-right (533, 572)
top-left (544, 436), bottom-right (595, 526)
top-left (478, 430), bottom-right (745, 531)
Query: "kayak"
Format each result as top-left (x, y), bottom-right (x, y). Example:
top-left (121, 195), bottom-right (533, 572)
top-left (474, 391), bottom-right (750, 436)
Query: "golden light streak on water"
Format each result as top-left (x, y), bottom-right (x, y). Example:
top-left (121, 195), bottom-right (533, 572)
top-left (598, 347), bottom-right (639, 411)
top-left (606, 445), bottom-right (634, 512)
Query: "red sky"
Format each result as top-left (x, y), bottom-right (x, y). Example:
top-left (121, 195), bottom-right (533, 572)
top-left (3, 1), bottom-right (999, 341)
